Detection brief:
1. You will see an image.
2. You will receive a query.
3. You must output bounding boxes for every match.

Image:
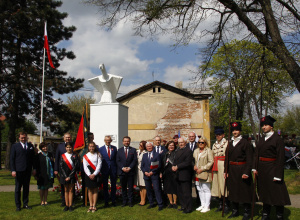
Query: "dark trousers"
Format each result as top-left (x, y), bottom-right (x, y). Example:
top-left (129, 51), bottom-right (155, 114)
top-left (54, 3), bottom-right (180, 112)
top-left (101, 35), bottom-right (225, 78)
top-left (15, 170), bottom-right (31, 208)
top-left (80, 165), bottom-right (86, 206)
top-left (103, 170), bottom-right (117, 204)
top-left (119, 174), bottom-right (134, 204)
top-left (177, 180), bottom-right (193, 211)
top-left (145, 177), bottom-right (163, 207)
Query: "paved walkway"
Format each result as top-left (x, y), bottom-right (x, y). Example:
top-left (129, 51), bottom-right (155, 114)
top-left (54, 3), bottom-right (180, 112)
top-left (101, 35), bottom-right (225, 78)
top-left (1, 185), bottom-right (300, 208)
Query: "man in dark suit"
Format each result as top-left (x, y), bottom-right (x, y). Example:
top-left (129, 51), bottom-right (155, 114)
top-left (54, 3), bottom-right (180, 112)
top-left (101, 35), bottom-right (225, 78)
top-left (116, 136), bottom-right (137, 207)
top-left (54, 132), bottom-right (72, 206)
top-left (10, 131), bottom-right (36, 211)
top-left (172, 137), bottom-right (193, 214)
top-left (141, 142), bottom-right (164, 211)
top-left (99, 135), bottom-right (118, 207)
top-left (154, 136), bottom-right (167, 156)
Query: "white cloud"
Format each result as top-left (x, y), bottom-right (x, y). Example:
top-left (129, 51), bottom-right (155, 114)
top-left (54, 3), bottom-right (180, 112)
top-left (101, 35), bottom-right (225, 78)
top-left (286, 93), bottom-right (300, 106)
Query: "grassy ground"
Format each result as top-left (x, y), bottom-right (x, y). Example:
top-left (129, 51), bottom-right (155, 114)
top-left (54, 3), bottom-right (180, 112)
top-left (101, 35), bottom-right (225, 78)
top-left (285, 170), bottom-right (300, 194)
top-left (0, 191), bottom-right (299, 220)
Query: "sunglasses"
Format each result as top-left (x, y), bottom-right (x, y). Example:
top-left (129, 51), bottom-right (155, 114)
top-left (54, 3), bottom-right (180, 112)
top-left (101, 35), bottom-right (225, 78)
top-left (198, 142), bottom-right (205, 144)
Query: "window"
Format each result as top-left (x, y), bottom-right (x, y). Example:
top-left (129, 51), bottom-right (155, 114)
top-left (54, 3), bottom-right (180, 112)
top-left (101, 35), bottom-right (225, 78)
top-left (153, 87), bottom-right (156, 93)
top-left (158, 87), bottom-right (161, 93)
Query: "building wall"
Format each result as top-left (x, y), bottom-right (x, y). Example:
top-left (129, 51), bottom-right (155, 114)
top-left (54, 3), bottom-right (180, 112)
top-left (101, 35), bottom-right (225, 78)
top-left (120, 86), bottom-right (210, 145)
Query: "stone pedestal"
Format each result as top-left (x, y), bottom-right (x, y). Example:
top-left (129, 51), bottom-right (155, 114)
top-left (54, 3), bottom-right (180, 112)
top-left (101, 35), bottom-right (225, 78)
top-left (90, 103), bottom-right (128, 148)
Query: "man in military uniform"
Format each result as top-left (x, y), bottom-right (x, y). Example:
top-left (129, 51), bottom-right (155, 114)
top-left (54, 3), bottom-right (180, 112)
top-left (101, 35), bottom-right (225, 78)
top-left (253, 116), bottom-right (291, 220)
top-left (225, 122), bottom-right (253, 220)
top-left (211, 126), bottom-right (229, 213)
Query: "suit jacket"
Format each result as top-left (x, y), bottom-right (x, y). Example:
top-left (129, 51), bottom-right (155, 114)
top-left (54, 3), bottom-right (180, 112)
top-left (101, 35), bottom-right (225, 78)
top-left (116, 146), bottom-right (137, 176)
top-left (174, 146), bottom-right (193, 181)
top-left (36, 152), bottom-right (54, 186)
top-left (10, 142), bottom-right (35, 172)
top-left (193, 147), bottom-right (214, 182)
top-left (99, 145), bottom-right (117, 175)
top-left (186, 142), bottom-right (197, 153)
top-left (141, 151), bottom-right (161, 180)
top-left (59, 153), bottom-right (79, 180)
top-left (154, 145), bottom-right (167, 156)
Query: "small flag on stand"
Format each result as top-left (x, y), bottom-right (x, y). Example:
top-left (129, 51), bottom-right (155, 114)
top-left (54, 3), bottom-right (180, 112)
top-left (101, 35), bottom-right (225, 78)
top-left (44, 22), bottom-right (55, 69)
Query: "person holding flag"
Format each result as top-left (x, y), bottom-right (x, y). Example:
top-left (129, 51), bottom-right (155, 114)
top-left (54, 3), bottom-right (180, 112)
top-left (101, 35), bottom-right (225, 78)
top-left (141, 142), bottom-right (164, 211)
top-left (83, 142), bottom-right (102, 213)
top-left (59, 142), bottom-right (79, 212)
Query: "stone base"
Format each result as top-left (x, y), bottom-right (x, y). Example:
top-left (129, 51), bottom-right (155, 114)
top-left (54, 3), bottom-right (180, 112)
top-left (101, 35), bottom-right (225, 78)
top-left (90, 103), bottom-right (128, 148)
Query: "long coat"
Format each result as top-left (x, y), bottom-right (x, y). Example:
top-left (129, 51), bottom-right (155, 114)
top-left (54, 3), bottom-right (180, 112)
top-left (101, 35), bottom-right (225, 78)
top-left (225, 138), bottom-right (253, 203)
top-left (174, 146), bottom-right (193, 182)
top-left (254, 133), bottom-right (291, 206)
top-left (36, 152), bottom-right (54, 187)
top-left (193, 147), bottom-right (214, 182)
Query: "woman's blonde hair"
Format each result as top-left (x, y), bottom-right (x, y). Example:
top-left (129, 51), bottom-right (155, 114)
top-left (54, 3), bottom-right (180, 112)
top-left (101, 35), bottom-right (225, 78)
top-left (198, 136), bottom-right (210, 148)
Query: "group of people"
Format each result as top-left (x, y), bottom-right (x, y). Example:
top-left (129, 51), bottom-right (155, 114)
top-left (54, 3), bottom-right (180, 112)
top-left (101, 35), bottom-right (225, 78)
top-left (10, 115), bottom-right (291, 219)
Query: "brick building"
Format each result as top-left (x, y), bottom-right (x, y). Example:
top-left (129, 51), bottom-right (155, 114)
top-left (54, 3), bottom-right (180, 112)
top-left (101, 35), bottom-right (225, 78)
top-left (116, 81), bottom-right (213, 147)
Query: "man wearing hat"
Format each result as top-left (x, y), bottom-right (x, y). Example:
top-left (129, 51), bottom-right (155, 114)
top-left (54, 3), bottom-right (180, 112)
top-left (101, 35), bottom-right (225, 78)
top-left (224, 122), bottom-right (253, 220)
top-left (211, 127), bottom-right (229, 213)
top-left (253, 116), bottom-right (291, 220)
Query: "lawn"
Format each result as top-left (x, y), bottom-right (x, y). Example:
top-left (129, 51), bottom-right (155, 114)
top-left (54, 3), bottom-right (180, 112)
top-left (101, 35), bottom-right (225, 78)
top-left (0, 191), bottom-right (299, 220)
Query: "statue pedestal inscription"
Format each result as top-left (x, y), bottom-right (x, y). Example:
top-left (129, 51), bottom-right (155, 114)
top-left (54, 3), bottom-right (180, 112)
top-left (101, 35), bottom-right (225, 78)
top-left (88, 64), bottom-right (128, 148)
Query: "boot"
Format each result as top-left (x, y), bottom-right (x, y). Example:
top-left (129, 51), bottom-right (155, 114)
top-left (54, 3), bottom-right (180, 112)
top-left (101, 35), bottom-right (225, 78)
top-left (261, 204), bottom-right (271, 220)
top-left (215, 197), bottom-right (223, 212)
top-left (224, 197), bottom-right (230, 214)
top-left (242, 203), bottom-right (251, 220)
top-left (228, 202), bottom-right (239, 218)
top-left (275, 206), bottom-right (284, 220)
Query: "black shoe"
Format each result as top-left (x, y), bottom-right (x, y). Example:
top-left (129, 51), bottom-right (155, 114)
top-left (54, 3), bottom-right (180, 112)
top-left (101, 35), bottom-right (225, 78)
top-left (224, 206), bottom-right (230, 214)
top-left (69, 206), bottom-right (74, 212)
top-left (183, 209), bottom-right (192, 214)
top-left (242, 213), bottom-right (250, 220)
top-left (228, 210), bottom-right (239, 218)
top-left (178, 207), bottom-right (185, 211)
top-left (112, 202), bottom-right (117, 207)
top-left (23, 206), bottom-right (32, 210)
top-left (215, 205), bottom-right (223, 212)
top-left (172, 204), bottom-right (178, 209)
top-left (158, 206), bottom-right (163, 211)
top-left (61, 203), bottom-right (66, 207)
top-left (167, 204), bottom-right (173, 208)
top-left (261, 214), bottom-right (270, 220)
top-left (16, 207), bottom-right (21, 212)
top-left (121, 203), bottom-right (126, 207)
top-left (147, 204), bottom-right (155, 209)
top-left (63, 206), bottom-right (69, 212)
top-left (129, 203), bottom-right (133, 207)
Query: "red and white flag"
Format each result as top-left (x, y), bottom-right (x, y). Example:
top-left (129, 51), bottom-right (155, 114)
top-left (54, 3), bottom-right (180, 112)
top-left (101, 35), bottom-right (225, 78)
top-left (44, 22), bottom-right (55, 69)
top-left (150, 161), bottom-right (159, 169)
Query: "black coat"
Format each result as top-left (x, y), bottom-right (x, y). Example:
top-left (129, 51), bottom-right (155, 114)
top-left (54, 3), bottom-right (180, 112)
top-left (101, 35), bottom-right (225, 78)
top-left (116, 147), bottom-right (137, 176)
top-left (173, 146), bottom-right (193, 182)
top-left (36, 152), bottom-right (54, 186)
top-left (10, 142), bottom-right (36, 172)
top-left (254, 133), bottom-right (291, 206)
top-left (59, 153), bottom-right (79, 184)
top-left (225, 138), bottom-right (253, 203)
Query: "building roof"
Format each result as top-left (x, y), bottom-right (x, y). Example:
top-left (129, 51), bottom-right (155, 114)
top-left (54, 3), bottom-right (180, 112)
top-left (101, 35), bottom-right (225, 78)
top-left (116, 81), bottom-right (213, 102)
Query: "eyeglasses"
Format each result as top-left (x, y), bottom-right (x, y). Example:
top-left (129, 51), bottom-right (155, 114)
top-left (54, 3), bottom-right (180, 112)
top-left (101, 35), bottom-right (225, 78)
top-left (198, 142), bottom-right (205, 144)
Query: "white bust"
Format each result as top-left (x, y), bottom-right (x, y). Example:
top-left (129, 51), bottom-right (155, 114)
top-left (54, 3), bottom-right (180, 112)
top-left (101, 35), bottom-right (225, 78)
top-left (88, 64), bottom-right (123, 103)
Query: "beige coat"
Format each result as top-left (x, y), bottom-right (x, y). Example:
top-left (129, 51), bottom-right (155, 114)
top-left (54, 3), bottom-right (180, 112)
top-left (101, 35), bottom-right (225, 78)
top-left (136, 149), bottom-right (146, 186)
top-left (193, 147), bottom-right (214, 182)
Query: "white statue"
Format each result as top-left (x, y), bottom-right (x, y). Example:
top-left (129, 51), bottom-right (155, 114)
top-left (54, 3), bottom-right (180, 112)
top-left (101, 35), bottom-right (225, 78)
top-left (88, 64), bottom-right (123, 103)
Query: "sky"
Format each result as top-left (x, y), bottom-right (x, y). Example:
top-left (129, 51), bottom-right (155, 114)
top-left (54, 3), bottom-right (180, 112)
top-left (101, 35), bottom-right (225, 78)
top-left (55, 0), bottom-right (300, 107)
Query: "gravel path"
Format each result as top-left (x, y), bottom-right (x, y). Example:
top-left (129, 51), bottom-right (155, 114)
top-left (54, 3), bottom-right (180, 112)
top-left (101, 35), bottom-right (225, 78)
top-left (1, 185), bottom-right (300, 208)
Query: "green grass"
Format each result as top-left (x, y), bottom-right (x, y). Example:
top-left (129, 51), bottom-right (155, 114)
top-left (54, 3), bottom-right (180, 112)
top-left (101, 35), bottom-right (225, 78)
top-left (285, 170), bottom-right (300, 194)
top-left (0, 192), bottom-right (299, 220)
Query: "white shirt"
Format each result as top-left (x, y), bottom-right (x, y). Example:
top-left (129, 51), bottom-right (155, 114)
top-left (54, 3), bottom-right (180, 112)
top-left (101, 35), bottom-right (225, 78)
top-left (21, 142), bottom-right (27, 149)
top-left (155, 146), bottom-right (161, 153)
top-left (83, 152), bottom-right (102, 176)
top-left (232, 135), bottom-right (242, 147)
top-left (106, 145), bottom-right (112, 156)
top-left (265, 131), bottom-right (274, 141)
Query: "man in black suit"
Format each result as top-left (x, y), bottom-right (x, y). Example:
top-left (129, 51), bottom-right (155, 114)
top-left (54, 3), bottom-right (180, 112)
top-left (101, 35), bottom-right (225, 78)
top-left (116, 136), bottom-right (137, 207)
top-left (172, 137), bottom-right (193, 213)
top-left (54, 132), bottom-right (72, 206)
top-left (10, 131), bottom-right (36, 211)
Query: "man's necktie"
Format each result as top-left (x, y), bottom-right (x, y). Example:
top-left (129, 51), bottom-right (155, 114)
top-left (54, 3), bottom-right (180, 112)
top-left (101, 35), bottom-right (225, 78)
top-left (108, 146), bottom-right (110, 159)
top-left (125, 147), bottom-right (128, 159)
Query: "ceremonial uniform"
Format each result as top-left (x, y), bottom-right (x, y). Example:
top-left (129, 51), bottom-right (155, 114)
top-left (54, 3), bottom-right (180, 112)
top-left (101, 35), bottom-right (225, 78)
top-left (254, 116), bottom-right (291, 220)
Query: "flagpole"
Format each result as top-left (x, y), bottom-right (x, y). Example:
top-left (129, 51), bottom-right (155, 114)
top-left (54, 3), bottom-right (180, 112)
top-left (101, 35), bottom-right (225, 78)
top-left (40, 22), bottom-right (46, 143)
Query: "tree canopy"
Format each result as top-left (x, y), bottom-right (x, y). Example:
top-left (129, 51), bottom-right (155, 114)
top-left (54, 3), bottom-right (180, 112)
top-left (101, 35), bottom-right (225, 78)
top-left (85, 0), bottom-right (300, 92)
top-left (0, 0), bottom-right (84, 168)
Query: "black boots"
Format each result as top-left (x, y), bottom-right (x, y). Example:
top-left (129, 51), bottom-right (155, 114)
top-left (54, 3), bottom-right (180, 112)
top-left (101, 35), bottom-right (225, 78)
top-left (261, 204), bottom-right (284, 220)
top-left (242, 203), bottom-right (251, 220)
top-left (275, 206), bottom-right (284, 220)
top-left (228, 202), bottom-right (239, 218)
top-left (215, 197), bottom-right (230, 214)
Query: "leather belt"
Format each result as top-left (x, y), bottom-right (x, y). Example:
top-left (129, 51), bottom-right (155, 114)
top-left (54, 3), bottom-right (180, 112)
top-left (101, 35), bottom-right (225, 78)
top-left (229, 161), bottom-right (246, 165)
top-left (259, 157), bottom-right (276, 162)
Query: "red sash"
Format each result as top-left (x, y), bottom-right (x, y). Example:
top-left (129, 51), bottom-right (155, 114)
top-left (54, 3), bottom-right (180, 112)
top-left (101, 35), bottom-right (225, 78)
top-left (212, 156), bottom-right (225, 172)
top-left (62, 153), bottom-right (73, 171)
top-left (84, 154), bottom-right (96, 171)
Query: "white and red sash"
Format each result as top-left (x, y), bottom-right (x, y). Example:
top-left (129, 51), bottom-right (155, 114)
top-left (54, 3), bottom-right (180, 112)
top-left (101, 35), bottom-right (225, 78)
top-left (150, 161), bottom-right (159, 169)
top-left (62, 153), bottom-right (74, 171)
top-left (83, 154), bottom-right (96, 171)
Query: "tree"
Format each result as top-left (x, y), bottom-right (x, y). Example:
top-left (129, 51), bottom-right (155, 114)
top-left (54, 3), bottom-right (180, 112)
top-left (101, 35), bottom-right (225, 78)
top-left (84, 0), bottom-right (300, 92)
top-left (58, 94), bottom-right (96, 140)
top-left (0, 0), bottom-right (84, 169)
top-left (205, 40), bottom-right (295, 138)
top-left (275, 106), bottom-right (300, 135)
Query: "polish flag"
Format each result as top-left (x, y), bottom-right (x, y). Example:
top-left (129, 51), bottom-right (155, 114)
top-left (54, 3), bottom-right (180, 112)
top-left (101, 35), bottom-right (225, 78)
top-left (44, 22), bottom-right (55, 69)
top-left (150, 161), bottom-right (159, 169)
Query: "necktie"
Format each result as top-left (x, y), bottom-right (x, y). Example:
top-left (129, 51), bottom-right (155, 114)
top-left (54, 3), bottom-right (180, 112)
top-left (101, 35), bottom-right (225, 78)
top-left (125, 147), bottom-right (128, 159)
top-left (108, 146), bottom-right (110, 159)
top-left (148, 152), bottom-right (151, 161)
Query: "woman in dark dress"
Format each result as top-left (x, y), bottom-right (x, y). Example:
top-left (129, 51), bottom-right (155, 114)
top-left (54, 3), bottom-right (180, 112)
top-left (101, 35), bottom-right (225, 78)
top-left (36, 142), bottom-right (54, 206)
top-left (59, 142), bottom-right (79, 212)
top-left (161, 141), bottom-right (177, 208)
